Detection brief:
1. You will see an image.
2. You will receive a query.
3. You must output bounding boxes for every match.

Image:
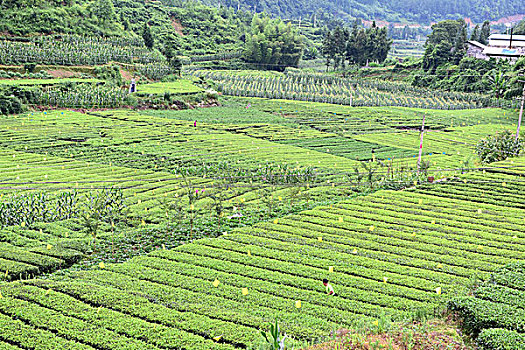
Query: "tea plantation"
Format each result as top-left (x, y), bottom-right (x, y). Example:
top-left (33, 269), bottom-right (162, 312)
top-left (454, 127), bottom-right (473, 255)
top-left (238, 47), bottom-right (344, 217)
top-left (0, 99), bottom-right (524, 349)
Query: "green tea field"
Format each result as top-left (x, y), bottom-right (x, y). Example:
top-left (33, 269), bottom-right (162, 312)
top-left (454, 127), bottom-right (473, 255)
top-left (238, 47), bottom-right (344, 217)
top-left (0, 99), bottom-right (524, 349)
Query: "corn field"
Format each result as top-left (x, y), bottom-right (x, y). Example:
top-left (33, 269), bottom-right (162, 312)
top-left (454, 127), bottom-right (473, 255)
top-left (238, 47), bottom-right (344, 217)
top-left (195, 70), bottom-right (519, 110)
top-left (136, 63), bottom-right (175, 81)
top-left (0, 35), bottom-right (166, 66)
top-left (35, 84), bottom-right (128, 108)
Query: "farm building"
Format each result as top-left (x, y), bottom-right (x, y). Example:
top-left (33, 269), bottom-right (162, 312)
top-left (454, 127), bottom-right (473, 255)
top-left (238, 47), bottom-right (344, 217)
top-left (466, 34), bottom-right (525, 63)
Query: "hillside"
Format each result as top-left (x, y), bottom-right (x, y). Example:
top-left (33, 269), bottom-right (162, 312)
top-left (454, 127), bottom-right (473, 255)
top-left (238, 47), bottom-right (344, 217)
top-left (0, 0), bottom-right (250, 57)
top-left (195, 0), bottom-right (525, 24)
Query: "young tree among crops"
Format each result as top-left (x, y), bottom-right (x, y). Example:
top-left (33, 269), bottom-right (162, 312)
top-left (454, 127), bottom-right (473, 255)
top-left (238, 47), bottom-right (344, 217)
top-left (243, 14), bottom-right (304, 71)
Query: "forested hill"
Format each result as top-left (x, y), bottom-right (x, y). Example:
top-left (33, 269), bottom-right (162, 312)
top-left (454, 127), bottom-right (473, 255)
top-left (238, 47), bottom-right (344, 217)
top-left (0, 0), bottom-right (252, 56)
top-left (195, 0), bottom-right (524, 24)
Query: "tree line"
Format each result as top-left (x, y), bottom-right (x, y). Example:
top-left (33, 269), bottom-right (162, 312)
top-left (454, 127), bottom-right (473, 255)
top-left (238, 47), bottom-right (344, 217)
top-left (322, 22), bottom-right (393, 70)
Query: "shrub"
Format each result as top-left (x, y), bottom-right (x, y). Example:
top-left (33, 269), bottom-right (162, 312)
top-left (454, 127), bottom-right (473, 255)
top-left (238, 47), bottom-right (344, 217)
top-left (23, 62), bottom-right (37, 73)
top-left (475, 130), bottom-right (522, 164)
top-left (0, 93), bottom-right (24, 115)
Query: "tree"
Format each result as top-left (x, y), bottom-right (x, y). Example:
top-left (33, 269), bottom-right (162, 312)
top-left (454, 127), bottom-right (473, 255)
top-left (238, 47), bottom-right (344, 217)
top-left (243, 14), bottom-right (303, 71)
top-left (470, 24), bottom-right (480, 41)
top-left (89, 0), bottom-right (116, 24)
top-left (515, 20), bottom-right (525, 35)
top-left (422, 19), bottom-right (467, 71)
top-left (484, 70), bottom-right (510, 99)
top-left (479, 20), bottom-right (490, 45)
top-left (322, 31), bottom-right (335, 71)
top-left (142, 22), bottom-right (154, 50)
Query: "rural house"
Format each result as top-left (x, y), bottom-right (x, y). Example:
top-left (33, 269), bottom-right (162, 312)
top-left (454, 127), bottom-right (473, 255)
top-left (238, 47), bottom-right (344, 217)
top-left (467, 33), bottom-right (525, 63)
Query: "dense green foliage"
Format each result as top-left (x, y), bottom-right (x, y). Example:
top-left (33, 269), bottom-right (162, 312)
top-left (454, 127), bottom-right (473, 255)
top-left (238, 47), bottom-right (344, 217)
top-left (195, 0), bottom-right (524, 23)
top-left (421, 19), bottom-right (468, 71)
top-left (322, 23), bottom-right (392, 69)
top-left (243, 15), bottom-right (304, 71)
top-left (475, 130), bottom-right (523, 164)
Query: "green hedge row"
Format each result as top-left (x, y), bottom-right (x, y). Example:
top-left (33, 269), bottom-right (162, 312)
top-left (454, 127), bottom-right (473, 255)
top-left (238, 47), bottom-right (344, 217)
top-left (0, 312), bottom-right (92, 349)
top-left (477, 329), bottom-right (525, 350)
top-left (3, 283), bottom-right (233, 350)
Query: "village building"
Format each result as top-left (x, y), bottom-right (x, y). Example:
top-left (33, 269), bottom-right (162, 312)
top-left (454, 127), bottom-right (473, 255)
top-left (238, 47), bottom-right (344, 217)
top-left (467, 34), bottom-right (525, 63)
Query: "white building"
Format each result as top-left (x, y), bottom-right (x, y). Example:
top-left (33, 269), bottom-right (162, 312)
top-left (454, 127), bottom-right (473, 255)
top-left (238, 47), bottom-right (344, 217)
top-left (466, 34), bottom-right (525, 63)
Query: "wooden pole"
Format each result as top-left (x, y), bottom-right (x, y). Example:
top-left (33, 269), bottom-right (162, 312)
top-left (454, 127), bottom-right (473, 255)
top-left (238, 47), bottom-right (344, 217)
top-left (417, 115), bottom-right (426, 173)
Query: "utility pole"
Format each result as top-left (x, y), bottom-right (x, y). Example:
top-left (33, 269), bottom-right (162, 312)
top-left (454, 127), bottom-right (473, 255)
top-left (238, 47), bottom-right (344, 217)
top-left (517, 78), bottom-right (525, 140)
top-left (417, 115), bottom-right (426, 173)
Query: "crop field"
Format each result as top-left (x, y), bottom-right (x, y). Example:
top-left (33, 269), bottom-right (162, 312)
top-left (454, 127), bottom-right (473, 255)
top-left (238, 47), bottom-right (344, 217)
top-left (0, 98), bottom-right (524, 349)
top-left (0, 78), bottom-right (102, 86)
top-left (136, 80), bottom-right (204, 95)
top-left (195, 70), bottom-right (520, 109)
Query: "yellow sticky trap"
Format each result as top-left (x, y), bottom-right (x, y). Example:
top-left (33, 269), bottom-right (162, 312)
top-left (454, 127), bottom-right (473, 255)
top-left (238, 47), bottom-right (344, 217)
top-left (437, 263), bottom-right (443, 269)
top-left (295, 300), bottom-right (302, 308)
top-left (477, 209), bottom-right (482, 214)
top-left (247, 250), bottom-right (251, 257)
top-left (278, 196), bottom-right (282, 201)
top-left (463, 179), bottom-right (467, 184)
top-left (162, 244), bottom-right (166, 250)
top-left (21, 222), bottom-right (25, 227)
top-left (99, 262), bottom-right (105, 269)
top-left (329, 266), bottom-right (334, 273)
top-left (212, 279), bottom-right (220, 288)
top-left (338, 217), bottom-right (343, 223)
top-left (141, 220), bottom-right (146, 226)
top-left (431, 220), bottom-right (435, 225)
top-left (0, 292), bottom-right (2, 299)
top-left (273, 219), bottom-right (279, 224)
top-left (352, 249), bottom-right (358, 254)
top-left (213, 335), bottom-right (222, 342)
top-left (418, 199), bottom-right (423, 205)
top-left (190, 204), bottom-right (194, 210)
top-left (502, 182), bottom-right (506, 187)
top-left (477, 245), bottom-right (483, 250)
top-left (138, 199), bottom-right (142, 204)
top-left (413, 180), bottom-right (418, 186)
top-left (411, 233), bottom-right (416, 237)
top-left (436, 287), bottom-right (442, 295)
top-left (383, 277), bottom-right (388, 283)
top-left (373, 320), bottom-right (379, 326)
top-left (369, 225), bottom-right (375, 232)
top-left (242, 288), bottom-right (248, 296)
top-left (46, 244), bottom-right (52, 250)
top-left (318, 237), bottom-right (323, 242)
top-left (240, 198), bottom-right (245, 203)
top-left (4, 270), bottom-right (8, 278)
top-left (97, 306), bottom-right (102, 314)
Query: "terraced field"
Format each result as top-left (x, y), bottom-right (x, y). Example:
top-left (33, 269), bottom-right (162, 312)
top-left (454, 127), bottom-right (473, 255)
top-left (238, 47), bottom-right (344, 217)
top-left (0, 100), bottom-right (524, 349)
